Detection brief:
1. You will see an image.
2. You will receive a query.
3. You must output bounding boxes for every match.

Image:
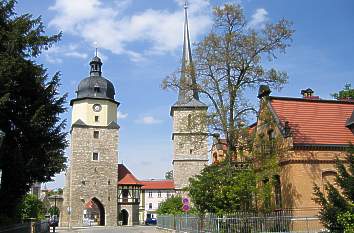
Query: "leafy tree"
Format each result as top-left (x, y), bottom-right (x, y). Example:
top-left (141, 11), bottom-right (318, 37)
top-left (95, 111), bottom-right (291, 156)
top-left (188, 161), bottom-right (257, 214)
top-left (165, 170), bottom-right (173, 180)
top-left (17, 194), bottom-right (46, 221)
top-left (332, 84), bottom-right (354, 100)
top-left (313, 145), bottom-right (354, 233)
top-left (157, 196), bottom-right (184, 215)
top-left (163, 3), bottom-right (293, 160)
top-left (338, 209), bottom-right (354, 233)
top-left (0, 0), bottom-right (66, 224)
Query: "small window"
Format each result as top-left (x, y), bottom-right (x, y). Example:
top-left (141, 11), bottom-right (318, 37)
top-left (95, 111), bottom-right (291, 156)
top-left (93, 131), bottom-right (99, 139)
top-left (149, 203), bottom-right (152, 209)
top-left (187, 114), bottom-right (192, 128)
top-left (92, 152), bottom-right (99, 161)
top-left (95, 116), bottom-right (99, 122)
top-left (189, 149), bottom-right (193, 154)
top-left (158, 191), bottom-right (162, 198)
top-left (94, 86), bottom-right (100, 93)
top-left (108, 180), bottom-right (111, 185)
top-left (167, 192), bottom-right (171, 198)
top-left (108, 196), bottom-right (110, 201)
top-left (148, 191), bottom-right (153, 198)
top-left (82, 180), bottom-right (86, 185)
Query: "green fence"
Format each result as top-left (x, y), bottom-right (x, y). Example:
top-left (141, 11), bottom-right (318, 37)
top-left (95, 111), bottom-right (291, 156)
top-left (158, 212), bottom-right (326, 233)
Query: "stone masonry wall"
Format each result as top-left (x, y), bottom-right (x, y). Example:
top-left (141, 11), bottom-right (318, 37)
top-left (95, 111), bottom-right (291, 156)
top-left (61, 126), bottom-right (118, 227)
top-left (172, 108), bottom-right (208, 191)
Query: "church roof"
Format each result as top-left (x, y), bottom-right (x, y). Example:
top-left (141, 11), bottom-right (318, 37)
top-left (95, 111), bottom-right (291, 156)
top-left (172, 2), bottom-right (206, 109)
top-left (268, 96), bottom-right (354, 146)
top-left (71, 55), bottom-right (116, 105)
top-left (140, 180), bottom-right (175, 190)
top-left (117, 164), bottom-right (142, 186)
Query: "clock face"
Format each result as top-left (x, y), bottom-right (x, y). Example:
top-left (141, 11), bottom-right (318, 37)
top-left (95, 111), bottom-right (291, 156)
top-left (93, 104), bottom-right (102, 112)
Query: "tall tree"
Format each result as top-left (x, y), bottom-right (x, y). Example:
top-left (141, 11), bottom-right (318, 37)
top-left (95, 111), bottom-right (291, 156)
top-left (0, 0), bottom-right (66, 224)
top-left (313, 145), bottom-right (354, 233)
top-left (163, 3), bottom-right (293, 160)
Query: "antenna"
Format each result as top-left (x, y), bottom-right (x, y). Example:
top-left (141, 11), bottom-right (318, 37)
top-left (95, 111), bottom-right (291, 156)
top-left (95, 48), bottom-right (98, 57)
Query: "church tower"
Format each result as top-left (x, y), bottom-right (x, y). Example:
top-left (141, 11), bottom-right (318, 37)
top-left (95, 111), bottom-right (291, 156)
top-left (61, 55), bottom-right (119, 227)
top-left (171, 3), bottom-right (209, 191)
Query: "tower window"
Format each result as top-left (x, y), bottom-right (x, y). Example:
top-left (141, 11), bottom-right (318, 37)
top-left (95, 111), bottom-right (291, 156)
top-left (187, 114), bottom-right (192, 128)
top-left (82, 180), bottom-right (86, 185)
top-left (108, 180), bottom-right (111, 185)
top-left (92, 152), bottom-right (99, 161)
top-left (95, 116), bottom-right (99, 122)
top-left (93, 131), bottom-right (99, 138)
top-left (190, 149), bottom-right (193, 154)
top-left (94, 86), bottom-right (100, 93)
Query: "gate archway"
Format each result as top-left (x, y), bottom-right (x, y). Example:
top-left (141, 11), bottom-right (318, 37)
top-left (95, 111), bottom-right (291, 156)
top-left (120, 209), bottom-right (129, 225)
top-left (84, 197), bottom-right (105, 226)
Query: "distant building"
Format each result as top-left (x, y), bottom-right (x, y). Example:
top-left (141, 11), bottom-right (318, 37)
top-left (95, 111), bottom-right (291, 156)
top-left (29, 182), bottom-right (41, 199)
top-left (139, 180), bottom-right (175, 222)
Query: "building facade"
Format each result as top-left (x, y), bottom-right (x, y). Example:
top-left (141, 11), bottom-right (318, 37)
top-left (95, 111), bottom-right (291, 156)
top-left (139, 180), bottom-right (175, 222)
top-left (60, 56), bottom-right (119, 227)
top-left (171, 3), bottom-right (208, 192)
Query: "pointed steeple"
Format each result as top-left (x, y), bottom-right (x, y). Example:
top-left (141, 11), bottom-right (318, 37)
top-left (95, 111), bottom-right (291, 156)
top-left (177, 1), bottom-right (200, 104)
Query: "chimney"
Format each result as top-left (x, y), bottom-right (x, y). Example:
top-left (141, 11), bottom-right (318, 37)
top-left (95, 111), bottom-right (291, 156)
top-left (301, 88), bottom-right (319, 99)
top-left (258, 85), bottom-right (271, 99)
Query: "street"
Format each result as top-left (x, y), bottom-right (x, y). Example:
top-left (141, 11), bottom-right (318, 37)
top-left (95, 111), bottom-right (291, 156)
top-left (54, 226), bottom-right (160, 233)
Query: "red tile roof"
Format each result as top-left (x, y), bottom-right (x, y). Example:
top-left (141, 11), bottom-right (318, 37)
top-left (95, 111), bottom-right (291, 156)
top-left (118, 164), bottom-right (142, 185)
top-left (269, 97), bottom-right (354, 145)
top-left (140, 180), bottom-right (175, 190)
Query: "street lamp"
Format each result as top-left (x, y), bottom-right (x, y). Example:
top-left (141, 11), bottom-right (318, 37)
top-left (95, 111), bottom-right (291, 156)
top-left (0, 129), bottom-right (5, 189)
top-left (51, 194), bottom-right (60, 233)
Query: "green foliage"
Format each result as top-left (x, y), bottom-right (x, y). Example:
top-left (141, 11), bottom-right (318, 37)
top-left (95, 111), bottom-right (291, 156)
top-left (332, 84), bottom-right (354, 100)
top-left (313, 145), bottom-right (354, 233)
top-left (165, 170), bottom-right (173, 180)
top-left (338, 210), bottom-right (354, 233)
top-left (17, 194), bottom-right (46, 221)
top-left (157, 196), bottom-right (184, 215)
top-left (188, 161), bottom-right (257, 214)
top-left (48, 206), bottom-right (60, 217)
top-left (0, 0), bottom-right (66, 223)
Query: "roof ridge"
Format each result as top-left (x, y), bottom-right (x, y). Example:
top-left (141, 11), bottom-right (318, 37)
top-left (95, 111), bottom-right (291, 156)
top-left (270, 96), bottom-right (354, 104)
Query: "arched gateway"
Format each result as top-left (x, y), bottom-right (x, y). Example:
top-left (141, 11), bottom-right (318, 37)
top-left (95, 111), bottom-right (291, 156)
top-left (120, 209), bottom-right (129, 225)
top-left (84, 198), bottom-right (105, 226)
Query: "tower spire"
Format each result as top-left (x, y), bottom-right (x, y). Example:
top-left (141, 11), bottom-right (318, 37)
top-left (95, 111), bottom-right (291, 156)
top-left (178, 0), bottom-right (199, 104)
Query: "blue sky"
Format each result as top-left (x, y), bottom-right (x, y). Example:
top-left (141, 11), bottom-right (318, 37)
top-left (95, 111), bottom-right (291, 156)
top-left (15, 0), bottom-right (354, 189)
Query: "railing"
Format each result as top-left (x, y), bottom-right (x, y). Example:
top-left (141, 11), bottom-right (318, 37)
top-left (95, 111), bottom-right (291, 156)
top-left (158, 212), bottom-right (325, 233)
top-left (0, 223), bottom-right (31, 233)
top-left (0, 220), bottom-right (49, 233)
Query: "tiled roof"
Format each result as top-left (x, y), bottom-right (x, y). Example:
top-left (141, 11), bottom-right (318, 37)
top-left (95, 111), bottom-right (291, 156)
top-left (117, 164), bottom-right (142, 185)
top-left (269, 97), bottom-right (354, 145)
top-left (140, 180), bottom-right (175, 190)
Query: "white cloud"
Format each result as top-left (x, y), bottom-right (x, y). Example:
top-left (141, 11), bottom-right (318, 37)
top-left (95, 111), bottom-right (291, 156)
top-left (248, 8), bottom-right (268, 29)
top-left (48, 0), bottom-right (212, 61)
top-left (117, 111), bottom-right (128, 120)
top-left (137, 116), bottom-right (162, 125)
top-left (43, 44), bottom-right (88, 64)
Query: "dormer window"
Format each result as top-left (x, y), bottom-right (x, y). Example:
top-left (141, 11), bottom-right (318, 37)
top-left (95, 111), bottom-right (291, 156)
top-left (94, 86), bottom-right (100, 93)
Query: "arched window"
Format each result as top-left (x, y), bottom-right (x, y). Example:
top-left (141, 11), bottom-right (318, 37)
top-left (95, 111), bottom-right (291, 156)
top-left (273, 175), bottom-right (282, 209)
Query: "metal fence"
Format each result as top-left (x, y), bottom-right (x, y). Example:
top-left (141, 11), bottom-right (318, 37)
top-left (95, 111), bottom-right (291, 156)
top-left (0, 220), bottom-right (49, 233)
top-left (158, 212), bottom-right (325, 233)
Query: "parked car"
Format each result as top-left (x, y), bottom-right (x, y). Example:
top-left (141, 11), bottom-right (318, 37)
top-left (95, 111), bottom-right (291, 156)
top-left (49, 215), bottom-right (59, 227)
top-left (145, 217), bottom-right (157, 225)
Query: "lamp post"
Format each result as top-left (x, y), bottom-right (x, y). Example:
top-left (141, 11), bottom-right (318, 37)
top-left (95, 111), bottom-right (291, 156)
top-left (51, 194), bottom-right (60, 233)
top-left (0, 129), bottom-right (5, 189)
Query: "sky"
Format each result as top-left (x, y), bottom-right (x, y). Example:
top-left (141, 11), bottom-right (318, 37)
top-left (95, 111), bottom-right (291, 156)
top-left (14, 0), bottom-right (354, 189)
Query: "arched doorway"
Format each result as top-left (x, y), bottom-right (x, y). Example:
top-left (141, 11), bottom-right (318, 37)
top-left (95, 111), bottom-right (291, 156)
top-left (84, 198), bottom-right (105, 226)
top-left (120, 209), bottom-right (129, 225)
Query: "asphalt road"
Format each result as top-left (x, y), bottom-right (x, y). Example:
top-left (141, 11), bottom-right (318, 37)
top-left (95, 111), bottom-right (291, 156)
top-left (54, 226), bottom-right (160, 233)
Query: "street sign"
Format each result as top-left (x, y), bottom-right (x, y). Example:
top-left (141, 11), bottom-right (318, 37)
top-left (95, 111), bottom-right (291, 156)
top-left (182, 197), bottom-right (190, 212)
